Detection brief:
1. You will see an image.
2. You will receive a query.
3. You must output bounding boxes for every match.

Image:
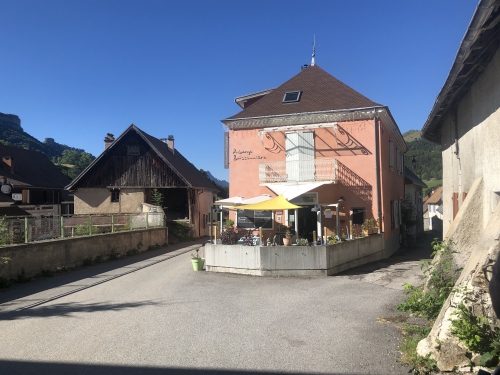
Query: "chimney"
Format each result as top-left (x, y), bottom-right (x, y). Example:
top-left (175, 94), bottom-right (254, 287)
top-left (3, 156), bottom-right (13, 174)
top-left (167, 135), bottom-right (174, 154)
top-left (104, 133), bottom-right (115, 149)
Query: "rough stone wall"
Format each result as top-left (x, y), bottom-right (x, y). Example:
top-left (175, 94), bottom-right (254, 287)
top-left (417, 46), bottom-right (500, 372)
top-left (417, 201), bottom-right (500, 371)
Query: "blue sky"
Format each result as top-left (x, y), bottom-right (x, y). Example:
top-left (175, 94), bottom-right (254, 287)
top-left (1, 0), bottom-right (478, 181)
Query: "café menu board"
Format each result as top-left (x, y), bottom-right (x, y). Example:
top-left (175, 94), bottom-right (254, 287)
top-left (237, 210), bottom-right (273, 229)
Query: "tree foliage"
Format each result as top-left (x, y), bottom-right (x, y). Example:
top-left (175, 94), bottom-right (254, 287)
top-left (52, 150), bottom-right (95, 179)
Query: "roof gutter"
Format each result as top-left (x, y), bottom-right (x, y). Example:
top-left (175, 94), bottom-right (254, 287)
top-left (421, 0), bottom-right (499, 143)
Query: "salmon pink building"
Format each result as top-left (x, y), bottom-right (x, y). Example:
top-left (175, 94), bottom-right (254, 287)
top-left (221, 63), bottom-right (407, 256)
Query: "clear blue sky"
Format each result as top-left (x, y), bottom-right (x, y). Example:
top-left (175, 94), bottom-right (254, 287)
top-left (1, 0), bottom-right (478, 181)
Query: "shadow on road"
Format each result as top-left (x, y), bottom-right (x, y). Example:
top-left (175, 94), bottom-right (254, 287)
top-left (0, 360), bottom-right (366, 375)
top-left (338, 230), bottom-right (440, 277)
top-left (0, 238), bottom-right (207, 307)
top-left (0, 300), bottom-right (162, 320)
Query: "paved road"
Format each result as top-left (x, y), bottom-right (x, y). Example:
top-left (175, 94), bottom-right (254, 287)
top-left (0, 236), bottom-right (434, 375)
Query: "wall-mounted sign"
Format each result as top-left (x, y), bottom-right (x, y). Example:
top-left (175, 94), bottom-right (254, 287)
top-left (233, 149), bottom-right (267, 161)
top-left (12, 193), bottom-right (22, 201)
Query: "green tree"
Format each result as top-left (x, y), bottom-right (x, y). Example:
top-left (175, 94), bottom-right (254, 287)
top-left (151, 189), bottom-right (164, 207)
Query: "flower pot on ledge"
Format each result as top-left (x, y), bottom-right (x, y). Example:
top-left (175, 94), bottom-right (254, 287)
top-left (282, 238), bottom-right (291, 246)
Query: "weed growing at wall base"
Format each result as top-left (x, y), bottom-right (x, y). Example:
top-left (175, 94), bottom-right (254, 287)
top-left (399, 324), bottom-right (438, 375)
top-left (397, 239), bottom-right (458, 373)
top-left (398, 239), bottom-right (457, 319)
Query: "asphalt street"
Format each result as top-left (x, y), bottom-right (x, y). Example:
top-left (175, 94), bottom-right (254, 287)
top-left (0, 237), bottom-right (433, 375)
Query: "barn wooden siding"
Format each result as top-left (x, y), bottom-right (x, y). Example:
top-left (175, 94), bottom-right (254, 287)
top-left (77, 155), bottom-right (187, 188)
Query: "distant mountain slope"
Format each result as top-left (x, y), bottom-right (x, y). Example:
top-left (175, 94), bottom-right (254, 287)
top-left (403, 130), bottom-right (442, 192)
top-left (0, 112), bottom-right (94, 179)
top-left (403, 130), bottom-right (421, 143)
top-left (0, 123), bottom-right (86, 159)
top-left (206, 171), bottom-right (229, 187)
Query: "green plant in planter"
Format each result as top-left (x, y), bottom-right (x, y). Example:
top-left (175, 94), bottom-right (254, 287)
top-left (327, 234), bottom-right (338, 245)
top-left (224, 219), bottom-right (234, 228)
top-left (296, 238), bottom-right (309, 246)
top-left (191, 248), bottom-right (204, 271)
top-left (361, 219), bottom-right (371, 234)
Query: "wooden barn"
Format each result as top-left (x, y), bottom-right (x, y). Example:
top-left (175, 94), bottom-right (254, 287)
top-left (66, 124), bottom-right (218, 237)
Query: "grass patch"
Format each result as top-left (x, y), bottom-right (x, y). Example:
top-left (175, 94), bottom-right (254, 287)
top-left (423, 179), bottom-right (442, 196)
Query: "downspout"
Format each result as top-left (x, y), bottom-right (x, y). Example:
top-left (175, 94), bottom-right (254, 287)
top-left (374, 113), bottom-right (382, 233)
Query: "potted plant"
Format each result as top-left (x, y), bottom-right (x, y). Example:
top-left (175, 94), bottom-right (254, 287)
top-left (327, 234), bottom-right (338, 245)
top-left (191, 248), bottom-right (204, 271)
top-left (224, 219), bottom-right (234, 228)
top-left (296, 237), bottom-right (309, 246)
top-left (283, 229), bottom-right (293, 246)
top-left (370, 218), bottom-right (379, 234)
top-left (361, 219), bottom-right (371, 236)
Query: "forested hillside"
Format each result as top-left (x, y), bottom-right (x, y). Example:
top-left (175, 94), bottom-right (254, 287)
top-left (403, 130), bottom-right (442, 194)
top-left (0, 122), bottom-right (94, 180)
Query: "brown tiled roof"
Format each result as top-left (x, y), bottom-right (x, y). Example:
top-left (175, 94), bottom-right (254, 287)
top-left (426, 186), bottom-right (443, 204)
top-left (423, 186), bottom-right (443, 213)
top-left (67, 125), bottom-right (219, 192)
top-left (0, 145), bottom-right (70, 189)
top-left (225, 65), bottom-right (381, 120)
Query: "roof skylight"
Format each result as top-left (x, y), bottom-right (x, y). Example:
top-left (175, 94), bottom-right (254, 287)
top-left (282, 91), bottom-right (302, 104)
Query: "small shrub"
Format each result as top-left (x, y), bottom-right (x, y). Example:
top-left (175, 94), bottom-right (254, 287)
top-left (126, 249), bottom-right (139, 256)
top-left (224, 219), bottom-right (234, 228)
top-left (168, 221), bottom-right (195, 241)
top-left (398, 239), bottom-right (457, 320)
top-left (449, 291), bottom-right (500, 368)
top-left (75, 220), bottom-right (91, 236)
top-left (109, 250), bottom-right (118, 260)
top-left (220, 227), bottom-right (238, 245)
top-left (0, 216), bottom-right (12, 245)
top-left (94, 255), bottom-right (104, 264)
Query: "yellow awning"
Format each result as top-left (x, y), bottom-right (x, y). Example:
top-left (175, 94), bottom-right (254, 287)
top-left (236, 195), bottom-right (302, 211)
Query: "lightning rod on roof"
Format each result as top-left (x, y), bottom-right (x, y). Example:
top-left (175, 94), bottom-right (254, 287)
top-left (311, 35), bottom-right (316, 66)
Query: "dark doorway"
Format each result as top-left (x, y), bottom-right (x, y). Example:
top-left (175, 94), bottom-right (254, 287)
top-left (289, 207), bottom-right (317, 242)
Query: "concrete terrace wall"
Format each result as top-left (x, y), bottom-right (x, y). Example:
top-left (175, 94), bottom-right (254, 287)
top-left (205, 234), bottom-right (384, 276)
top-left (0, 228), bottom-right (168, 280)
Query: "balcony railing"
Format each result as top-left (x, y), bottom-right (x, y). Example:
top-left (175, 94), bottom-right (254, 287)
top-left (259, 158), bottom-right (338, 184)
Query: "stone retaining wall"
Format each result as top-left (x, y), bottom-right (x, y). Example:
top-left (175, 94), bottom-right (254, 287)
top-left (0, 228), bottom-right (168, 280)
